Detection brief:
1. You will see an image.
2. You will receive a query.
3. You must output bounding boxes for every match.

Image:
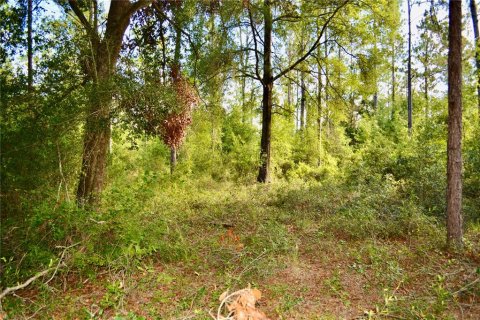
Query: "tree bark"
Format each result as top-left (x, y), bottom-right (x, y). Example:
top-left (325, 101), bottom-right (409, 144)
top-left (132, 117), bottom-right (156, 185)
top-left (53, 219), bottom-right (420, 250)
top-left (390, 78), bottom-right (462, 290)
top-left (407, 0), bottom-right (413, 135)
top-left (317, 47), bottom-right (323, 167)
top-left (170, 147), bottom-right (177, 174)
top-left (27, 0), bottom-right (33, 95)
top-left (300, 72), bottom-right (306, 130)
top-left (470, 0), bottom-right (480, 114)
top-left (257, 0), bottom-right (273, 183)
top-left (446, 0), bottom-right (463, 249)
top-left (253, 0), bottom-right (347, 182)
top-left (391, 42), bottom-right (395, 106)
top-left (73, 0), bottom-right (152, 206)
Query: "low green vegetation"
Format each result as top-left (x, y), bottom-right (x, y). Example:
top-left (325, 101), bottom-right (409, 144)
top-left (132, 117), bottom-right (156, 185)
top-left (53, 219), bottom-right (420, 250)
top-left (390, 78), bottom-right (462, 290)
top-left (2, 146), bottom-right (479, 318)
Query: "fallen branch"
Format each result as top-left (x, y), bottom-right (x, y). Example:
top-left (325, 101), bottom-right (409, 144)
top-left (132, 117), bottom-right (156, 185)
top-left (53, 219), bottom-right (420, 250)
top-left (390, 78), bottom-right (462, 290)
top-left (453, 277), bottom-right (480, 295)
top-left (0, 268), bottom-right (54, 300)
top-left (0, 242), bottom-right (80, 301)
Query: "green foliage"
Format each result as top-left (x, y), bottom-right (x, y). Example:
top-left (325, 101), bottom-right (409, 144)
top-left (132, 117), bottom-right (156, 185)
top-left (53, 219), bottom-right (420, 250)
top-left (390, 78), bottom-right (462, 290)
top-left (2, 0), bottom-right (480, 318)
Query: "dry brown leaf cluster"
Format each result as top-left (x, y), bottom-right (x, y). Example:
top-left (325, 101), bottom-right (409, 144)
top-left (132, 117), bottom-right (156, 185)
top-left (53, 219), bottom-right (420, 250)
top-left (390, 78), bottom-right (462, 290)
top-left (161, 111), bottom-right (192, 149)
top-left (160, 72), bottom-right (199, 149)
top-left (216, 288), bottom-right (271, 320)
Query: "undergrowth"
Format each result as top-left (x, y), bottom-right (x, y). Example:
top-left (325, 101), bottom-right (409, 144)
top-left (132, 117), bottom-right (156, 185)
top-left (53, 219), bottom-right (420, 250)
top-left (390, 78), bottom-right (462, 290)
top-left (1, 175), bottom-right (479, 319)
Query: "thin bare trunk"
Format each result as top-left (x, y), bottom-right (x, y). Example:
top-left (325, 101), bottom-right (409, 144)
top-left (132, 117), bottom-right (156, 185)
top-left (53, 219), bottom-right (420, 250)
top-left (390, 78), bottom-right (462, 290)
top-left (300, 72), bottom-right (306, 130)
top-left (446, 0), bottom-right (463, 249)
top-left (407, 0), bottom-right (413, 135)
top-left (257, 0), bottom-right (273, 183)
top-left (391, 43), bottom-right (395, 106)
top-left (317, 51), bottom-right (323, 167)
top-left (27, 0), bottom-right (33, 98)
top-left (170, 147), bottom-right (177, 174)
top-left (470, 0), bottom-right (480, 114)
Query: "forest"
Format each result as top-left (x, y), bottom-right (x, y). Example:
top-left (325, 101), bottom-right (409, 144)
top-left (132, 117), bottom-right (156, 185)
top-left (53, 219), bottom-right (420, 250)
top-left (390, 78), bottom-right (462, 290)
top-left (0, 0), bottom-right (479, 318)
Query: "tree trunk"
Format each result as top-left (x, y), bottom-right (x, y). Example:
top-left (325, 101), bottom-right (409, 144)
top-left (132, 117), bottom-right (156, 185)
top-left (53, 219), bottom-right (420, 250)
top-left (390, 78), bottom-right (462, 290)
top-left (257, 0), bottom-right (273, 183)
top-left (170, 147), bottom-right (177, 174)
top-left (73, 0), bottom-right (150, 206)
top-left (317, 54), bottom-right (323, 167)
top-left (446, 0), bottom-right (463, 249)
top-left (391, 42), bottom-right (395, 107)
top-left (27, 0), bottom-right (33, 95)
top-left (470, 0), bottom-right (480, 114)
top-left (423, 34), bottom-right (430, 107)
top-left (300, 72), bottom-right (306, 130)
top-left (258, 82), bottom-right (273, 183)
top-left (169, 8), bottom-right (183, 173)
top-left (76, 75), bottom-right (111, 205)
top-left (407, 0), bottom-right (413, 135)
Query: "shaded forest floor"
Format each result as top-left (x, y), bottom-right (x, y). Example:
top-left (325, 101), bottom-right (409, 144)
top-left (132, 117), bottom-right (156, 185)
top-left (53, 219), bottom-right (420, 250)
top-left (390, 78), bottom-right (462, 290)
top-left (3, 180), bottom-right (480, 319)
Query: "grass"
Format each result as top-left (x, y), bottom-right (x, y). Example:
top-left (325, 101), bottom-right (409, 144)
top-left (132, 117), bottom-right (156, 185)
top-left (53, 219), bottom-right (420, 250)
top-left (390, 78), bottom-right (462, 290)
top-left (1, 178), bottom-right (480, 319)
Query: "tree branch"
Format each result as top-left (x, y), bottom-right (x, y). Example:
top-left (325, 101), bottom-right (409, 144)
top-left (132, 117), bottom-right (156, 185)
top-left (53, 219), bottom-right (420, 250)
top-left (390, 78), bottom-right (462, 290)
top-left (0, 268), bottom-right (54, 300)
top-left (248, 5), bottom-right (263, 84)
top-left (272, 14), bottom-right (301, 23)
top-left (129, 0), bottom-right (153, 16)
top-left (152, 1), bottom-right (199, 59)
top-left (273, 0), bottom-right (350, 82)
top-left (67, 0), bottom-right (97, 43)
top-left (235, 68), bottom-right (262, 81)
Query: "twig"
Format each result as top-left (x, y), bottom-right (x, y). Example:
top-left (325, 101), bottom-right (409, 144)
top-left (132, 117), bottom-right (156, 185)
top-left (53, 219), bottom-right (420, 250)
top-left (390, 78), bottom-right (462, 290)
top-left (453, 278), bottom-right (480, 295)
top-left (26, 305), bottom-right (46, 320)
top-left (233, 249), bottom-right (268, 281)
top-left (89, 217), bottom-right (107, 224)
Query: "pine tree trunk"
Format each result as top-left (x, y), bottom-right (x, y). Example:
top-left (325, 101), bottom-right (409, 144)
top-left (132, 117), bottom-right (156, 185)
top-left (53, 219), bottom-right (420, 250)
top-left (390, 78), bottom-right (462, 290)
top-left (407, 0), bottom-right (413, 135)
top-left (257, 0), bottom-right (273, 183)
top-left (446, 0), bottom-right (463, 249)
top-left (317, 56), bottom-right (323, 167)
top-left (470, 0), bottom-right (480, 114)
top-left (391, 42), bottom-right (395, 107)
top-left (27, 0), bottom-right (33, 95)
top-left (300, 72), bottom-right (306, 130)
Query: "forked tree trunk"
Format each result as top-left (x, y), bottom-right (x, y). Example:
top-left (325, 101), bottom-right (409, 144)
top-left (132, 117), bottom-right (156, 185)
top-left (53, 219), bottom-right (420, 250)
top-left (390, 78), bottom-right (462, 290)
top-left (446, 0), bottom-right (463, 249)
top-left (257, 0), bottom-right (273, 183)
top-left (254, 0), bottom-right (348, 182)
top-left (73, 0), bottom-right (151, 206)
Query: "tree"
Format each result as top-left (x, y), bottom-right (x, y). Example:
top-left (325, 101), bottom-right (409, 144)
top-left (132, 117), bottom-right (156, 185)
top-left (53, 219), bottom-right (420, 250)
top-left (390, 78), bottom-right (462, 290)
top-left (66, 0), bottom-right (152, 206)
top-left (415, 2), bottom-right (447, 117)
top-left (27, 0), bottom-right (33, 96)
top-left (446, 0), bottom-right (463, 248)
top-left (470, 0), bottom-right (480, 114)
top-left (407, 0), bottom-right (413, 134)
top-left (245, 0), bottom-right (349, 182)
